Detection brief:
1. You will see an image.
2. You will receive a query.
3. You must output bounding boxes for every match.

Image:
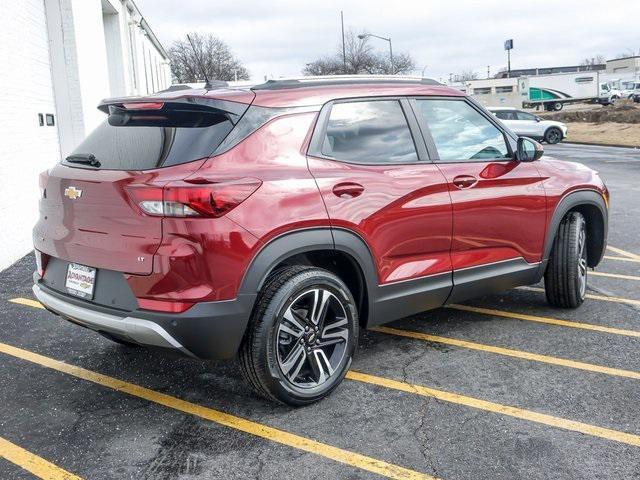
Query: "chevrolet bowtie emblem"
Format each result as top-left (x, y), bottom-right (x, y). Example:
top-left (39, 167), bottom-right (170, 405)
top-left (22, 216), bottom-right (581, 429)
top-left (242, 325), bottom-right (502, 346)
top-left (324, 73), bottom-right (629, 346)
top-left (64, 186), bottom-right (82, 200)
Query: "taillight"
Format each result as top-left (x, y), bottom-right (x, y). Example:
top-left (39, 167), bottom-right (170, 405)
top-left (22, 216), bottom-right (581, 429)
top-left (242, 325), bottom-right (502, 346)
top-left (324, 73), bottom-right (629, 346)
top-left (126, 178), bottom-right (261, 218)
top-left (39, 170), bottom-right (49, 198)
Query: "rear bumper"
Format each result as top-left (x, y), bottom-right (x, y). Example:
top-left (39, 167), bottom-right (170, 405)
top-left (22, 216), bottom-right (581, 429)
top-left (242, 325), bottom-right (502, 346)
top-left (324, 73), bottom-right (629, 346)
top-left (33, 282), bottom-right (256, 359)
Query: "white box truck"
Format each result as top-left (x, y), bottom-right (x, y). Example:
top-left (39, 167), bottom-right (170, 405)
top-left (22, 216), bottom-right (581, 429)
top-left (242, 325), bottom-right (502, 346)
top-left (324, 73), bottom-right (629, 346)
top-left (520, 71), bottom-right (620, 111)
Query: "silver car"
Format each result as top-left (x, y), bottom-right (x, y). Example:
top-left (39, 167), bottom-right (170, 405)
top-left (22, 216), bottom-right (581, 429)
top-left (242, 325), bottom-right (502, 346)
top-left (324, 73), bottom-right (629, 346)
top-left (488, 107), bottom-right (568, 144)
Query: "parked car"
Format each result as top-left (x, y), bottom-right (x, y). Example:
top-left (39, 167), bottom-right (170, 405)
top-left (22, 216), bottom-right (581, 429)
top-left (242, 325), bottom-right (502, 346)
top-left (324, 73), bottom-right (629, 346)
top-left (620, 80), bottom-right (640, 100)
top-left (488, 107), bottom-right (568, 144)
top-left (33, 76), bottom-right (609, 405)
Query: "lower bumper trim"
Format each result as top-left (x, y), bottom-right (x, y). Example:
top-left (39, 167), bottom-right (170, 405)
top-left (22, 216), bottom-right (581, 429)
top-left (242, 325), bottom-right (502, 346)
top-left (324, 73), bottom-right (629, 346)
top-left (32, 284), bottom-right (196, 357)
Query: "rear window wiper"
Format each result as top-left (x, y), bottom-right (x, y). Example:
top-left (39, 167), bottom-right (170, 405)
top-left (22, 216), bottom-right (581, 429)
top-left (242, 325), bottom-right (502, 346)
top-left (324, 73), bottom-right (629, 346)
top-left (65, 153), bottom-right (101, 168)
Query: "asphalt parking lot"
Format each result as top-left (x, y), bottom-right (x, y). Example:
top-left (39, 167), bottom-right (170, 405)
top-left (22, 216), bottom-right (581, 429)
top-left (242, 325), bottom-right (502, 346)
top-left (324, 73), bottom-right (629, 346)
top-left (1, 142), bottom-right (639, 480)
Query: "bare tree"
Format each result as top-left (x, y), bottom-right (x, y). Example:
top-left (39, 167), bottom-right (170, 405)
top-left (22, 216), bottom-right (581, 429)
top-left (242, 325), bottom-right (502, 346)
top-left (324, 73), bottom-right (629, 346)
top-left (614, 49), bottom-right (639, 59)
top-left (455, 70), bottom-right (478, 81)
top-left (169, 32), bottom-right (249, 83)
top-left (375, 52), bottom-right (416, 75)
top-left (303, 57), bottom-right (343, 76)
top-left (579, 55), bottom-right (606, 66)
top-left (303, 29), bottom-right (415, 76)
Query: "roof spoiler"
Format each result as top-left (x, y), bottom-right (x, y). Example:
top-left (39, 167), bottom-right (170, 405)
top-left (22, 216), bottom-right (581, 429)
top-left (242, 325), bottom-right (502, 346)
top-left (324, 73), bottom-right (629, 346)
top-left (97, 96), bottom-right (248, 119)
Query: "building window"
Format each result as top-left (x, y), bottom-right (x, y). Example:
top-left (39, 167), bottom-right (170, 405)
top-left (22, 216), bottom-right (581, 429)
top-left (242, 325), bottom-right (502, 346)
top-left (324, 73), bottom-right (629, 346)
top-left (495, 86), bottom-right (513, 93)
top-left (142, 45), bottom-right (149, 93)
top-left (128, 24), bottom-right (138, 90)
top-left (473, 87), bottom-right (492, 95)
top-left (156, 59), bottom-right (161, 90)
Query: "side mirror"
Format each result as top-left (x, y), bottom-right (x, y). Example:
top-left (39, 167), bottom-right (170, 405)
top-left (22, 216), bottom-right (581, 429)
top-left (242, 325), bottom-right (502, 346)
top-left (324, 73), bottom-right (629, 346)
top-left (535, 117), bottom-right (541, 122)
top-left (517, 136), bottom-right (544, 162)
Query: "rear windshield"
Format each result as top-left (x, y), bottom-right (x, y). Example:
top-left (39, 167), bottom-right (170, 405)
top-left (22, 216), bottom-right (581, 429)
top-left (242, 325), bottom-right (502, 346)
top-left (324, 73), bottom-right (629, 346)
top-left (65, 113), bottom-right (234, 171)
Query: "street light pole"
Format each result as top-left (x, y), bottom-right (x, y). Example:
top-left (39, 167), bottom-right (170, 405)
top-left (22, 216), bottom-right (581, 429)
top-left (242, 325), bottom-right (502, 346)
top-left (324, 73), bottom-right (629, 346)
top-left (358, 33), bottom-right (393, 73)
top-left (341, 11), bottom-right (346, 74)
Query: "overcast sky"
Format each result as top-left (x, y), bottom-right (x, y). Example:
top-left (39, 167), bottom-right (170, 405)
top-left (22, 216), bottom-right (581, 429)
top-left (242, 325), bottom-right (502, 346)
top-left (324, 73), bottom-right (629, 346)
top-left (136, 0), bottom-right (640, 82)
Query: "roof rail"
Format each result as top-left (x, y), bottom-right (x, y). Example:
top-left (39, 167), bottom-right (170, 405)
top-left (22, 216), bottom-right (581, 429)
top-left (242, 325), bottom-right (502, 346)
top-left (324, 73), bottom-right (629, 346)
top-left (251, 75), bottom-right (441, 91)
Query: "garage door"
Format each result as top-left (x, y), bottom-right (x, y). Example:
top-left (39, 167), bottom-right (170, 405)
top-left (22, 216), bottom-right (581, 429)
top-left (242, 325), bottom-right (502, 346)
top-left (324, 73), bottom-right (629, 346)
top-left (0, 0), bottom-right (60, 271)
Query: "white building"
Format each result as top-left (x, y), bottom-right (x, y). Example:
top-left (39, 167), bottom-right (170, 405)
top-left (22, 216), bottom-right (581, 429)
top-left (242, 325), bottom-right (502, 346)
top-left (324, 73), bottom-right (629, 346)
top-left (606, 56), bottom-right (640, 76)
top-left (464, 77), bottom-right (521, 108)
top-left (0, 0), bottom-right (171, 271)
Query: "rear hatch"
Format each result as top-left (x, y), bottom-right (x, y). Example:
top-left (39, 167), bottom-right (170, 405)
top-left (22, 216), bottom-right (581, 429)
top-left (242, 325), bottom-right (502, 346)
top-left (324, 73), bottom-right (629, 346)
top-left (34, 96), bottom-right (251, 275)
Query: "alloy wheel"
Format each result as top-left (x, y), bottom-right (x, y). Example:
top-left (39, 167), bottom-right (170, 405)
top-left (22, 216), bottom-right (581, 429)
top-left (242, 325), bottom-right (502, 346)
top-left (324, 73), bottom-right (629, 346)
top-left (547, 130), bottom-right (561, 144)
top-left (275, 288), bottom-right (349, 389)
top-left (577, 225), bottom-right (587, 299)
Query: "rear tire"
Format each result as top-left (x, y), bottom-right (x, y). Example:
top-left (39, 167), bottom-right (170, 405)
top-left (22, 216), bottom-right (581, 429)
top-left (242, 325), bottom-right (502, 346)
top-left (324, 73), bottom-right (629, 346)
top-left (544, 127), bottom-right (563, 144)
top-left (239, 266), bottom-right (358, 406)
top-left (544, 212), bottom-right (588, 308)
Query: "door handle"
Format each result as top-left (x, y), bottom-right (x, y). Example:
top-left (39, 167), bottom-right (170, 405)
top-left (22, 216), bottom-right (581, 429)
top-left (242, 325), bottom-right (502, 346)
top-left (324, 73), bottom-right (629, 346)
top-left (332, 182), bottom-right (365, 198)
top-left (452, 175), bottom-right (478, 189)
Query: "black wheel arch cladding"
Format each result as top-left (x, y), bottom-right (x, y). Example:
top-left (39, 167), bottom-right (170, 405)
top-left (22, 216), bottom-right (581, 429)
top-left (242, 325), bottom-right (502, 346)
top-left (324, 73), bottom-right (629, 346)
top-left (541, 189), bottom-right (608, 273)
top-left (238, 228), bottom-right (376, 326)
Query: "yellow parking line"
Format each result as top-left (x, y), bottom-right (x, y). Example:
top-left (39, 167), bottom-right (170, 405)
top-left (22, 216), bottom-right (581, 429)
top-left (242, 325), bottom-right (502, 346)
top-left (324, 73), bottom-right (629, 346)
top-left (603, 255), bottom-right (640, 264)
top-left (607, 245), bottom-right (640, 260)
top-left (8, 301), bottom-right (640, 453)
top-left (448, 304), bottom-right (640, 338)
top-left (346, 371), bottom-right (640, 447)
top-left (0, 436), bottom-right (82, 480)
top-left (10, 298), bottom-right (44, 309)
top-left (591, 271), bottom-right (640, 281)
top-left (0, 342), bottom-right (434, 480)
top-left (519, 286), bottom-right (640, 307)
top-left (372, 326), bottom-right (640, 380)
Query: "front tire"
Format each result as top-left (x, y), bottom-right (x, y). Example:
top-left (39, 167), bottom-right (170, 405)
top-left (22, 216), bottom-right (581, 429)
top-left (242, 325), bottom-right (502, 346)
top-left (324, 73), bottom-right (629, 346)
top-left (544, 212), bottom-right (588, 308)
top-left (544, 127), bottom-right (563, 144)
top-left (239, 266), bottom-right (358, 406)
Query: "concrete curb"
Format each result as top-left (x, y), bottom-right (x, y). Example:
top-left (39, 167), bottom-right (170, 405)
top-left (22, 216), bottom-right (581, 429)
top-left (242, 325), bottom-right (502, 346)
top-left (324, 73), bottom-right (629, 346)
top-left (562, 141), bottom-right (640, 150)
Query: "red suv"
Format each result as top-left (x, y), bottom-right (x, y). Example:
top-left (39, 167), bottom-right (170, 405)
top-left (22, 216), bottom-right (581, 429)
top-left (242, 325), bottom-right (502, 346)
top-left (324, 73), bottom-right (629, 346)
top-left (33, 77), bottom-right (609, 405)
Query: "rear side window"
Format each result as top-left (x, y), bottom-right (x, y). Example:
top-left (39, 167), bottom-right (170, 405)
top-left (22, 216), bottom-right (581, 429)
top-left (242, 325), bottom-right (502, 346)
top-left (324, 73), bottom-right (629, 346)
top-left (416, 100), bottom-right (510, 162)
top-left (321, 100), bottom-right (418, 164)
top-left (516, 111), bottom-right (537, 121)
top-left (493, 110), bottom-right (516, 120)
top-left (64, 102), bottom-right (249, 171)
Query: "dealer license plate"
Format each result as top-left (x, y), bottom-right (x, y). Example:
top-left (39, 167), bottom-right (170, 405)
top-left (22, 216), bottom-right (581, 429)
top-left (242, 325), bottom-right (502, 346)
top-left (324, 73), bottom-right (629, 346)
top-left (65, 263), bottom-right (96, 299)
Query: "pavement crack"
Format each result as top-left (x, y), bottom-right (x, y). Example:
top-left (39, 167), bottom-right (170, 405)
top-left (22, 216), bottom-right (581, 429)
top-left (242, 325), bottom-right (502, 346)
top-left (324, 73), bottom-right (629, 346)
top-left (253, 447), bottom-right (266, 480)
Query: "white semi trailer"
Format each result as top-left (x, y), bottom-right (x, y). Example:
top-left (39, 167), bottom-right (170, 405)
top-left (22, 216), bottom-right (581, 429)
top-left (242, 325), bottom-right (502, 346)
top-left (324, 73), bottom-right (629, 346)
top-left (519, 71), bottom-right (620, 111)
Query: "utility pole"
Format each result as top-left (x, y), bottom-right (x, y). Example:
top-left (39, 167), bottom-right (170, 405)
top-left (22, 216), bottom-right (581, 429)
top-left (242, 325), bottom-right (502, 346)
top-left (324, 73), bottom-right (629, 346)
top-left (504, 39), bottom-right (513, 78)
top-left (341, 11), bottom-right (346, 74)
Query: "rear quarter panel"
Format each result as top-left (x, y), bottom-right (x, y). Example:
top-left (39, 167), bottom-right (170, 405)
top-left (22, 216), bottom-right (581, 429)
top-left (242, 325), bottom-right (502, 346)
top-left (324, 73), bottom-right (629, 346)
top-left (213, 111), bottom-right (330, 242)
